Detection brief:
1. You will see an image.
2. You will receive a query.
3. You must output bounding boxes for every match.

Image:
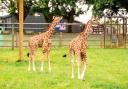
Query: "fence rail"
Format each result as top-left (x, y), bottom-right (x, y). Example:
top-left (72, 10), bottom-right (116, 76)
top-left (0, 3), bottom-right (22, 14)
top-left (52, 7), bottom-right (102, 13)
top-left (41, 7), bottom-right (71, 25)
top-left (0, 22), bottom-right (128, 49)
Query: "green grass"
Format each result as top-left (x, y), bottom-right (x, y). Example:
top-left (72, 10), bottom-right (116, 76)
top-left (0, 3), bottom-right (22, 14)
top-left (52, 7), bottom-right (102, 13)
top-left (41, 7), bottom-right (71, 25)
top-left (0, 48), bottom-right (128, 89)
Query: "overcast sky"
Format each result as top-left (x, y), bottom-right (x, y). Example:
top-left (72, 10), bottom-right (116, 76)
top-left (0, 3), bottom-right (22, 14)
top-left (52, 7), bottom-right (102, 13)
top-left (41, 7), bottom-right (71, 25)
top-left (75, 5), bottom-right (93, 23)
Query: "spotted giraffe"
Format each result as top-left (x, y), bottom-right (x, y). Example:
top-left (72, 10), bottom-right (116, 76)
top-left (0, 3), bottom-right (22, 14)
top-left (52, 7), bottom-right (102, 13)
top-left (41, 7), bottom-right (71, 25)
top-left (28, 16), bottom-right (62, 72)
top-left (69, 17), bottom-right (99, 80)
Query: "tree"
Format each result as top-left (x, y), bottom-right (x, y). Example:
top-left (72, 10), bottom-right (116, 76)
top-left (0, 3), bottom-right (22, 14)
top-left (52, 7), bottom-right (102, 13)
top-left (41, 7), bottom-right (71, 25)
top-left (1, 0), bottom-right (36, 20)
top-left (2, 0), bottom-right (89, 32)
top-left (86, 0), bottom-right (128, 17)
top-left (32, 0), bottom-right (86, 33)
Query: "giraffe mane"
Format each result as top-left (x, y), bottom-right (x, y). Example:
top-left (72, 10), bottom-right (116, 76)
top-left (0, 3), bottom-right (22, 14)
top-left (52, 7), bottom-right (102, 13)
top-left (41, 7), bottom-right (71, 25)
top-left (47, 17), bottom-right (62, 31)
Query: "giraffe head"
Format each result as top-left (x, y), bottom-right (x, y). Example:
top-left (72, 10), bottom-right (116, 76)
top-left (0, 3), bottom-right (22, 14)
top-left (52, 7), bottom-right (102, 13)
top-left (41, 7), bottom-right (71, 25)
top-left (84, 16), bottom-right (100, 34)
top-left (51, 16), bottom-right (62, 27)
top-left (91, 16), bottom-right (100, 24)
top-left (48, 16), bottom-right (62, 33)
top-left (52, 16), bottom-right (63, 24)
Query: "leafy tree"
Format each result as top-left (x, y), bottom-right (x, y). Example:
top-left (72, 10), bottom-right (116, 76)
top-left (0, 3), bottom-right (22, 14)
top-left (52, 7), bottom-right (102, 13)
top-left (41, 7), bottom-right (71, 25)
top-left (1, 0), bottom-right (36, 20)
top-left (2, 0), bottom-right (87, 32)
top-left (86, 0), bottom-right (128, 17)
top-left (32, 0), bottom-right (86, 32)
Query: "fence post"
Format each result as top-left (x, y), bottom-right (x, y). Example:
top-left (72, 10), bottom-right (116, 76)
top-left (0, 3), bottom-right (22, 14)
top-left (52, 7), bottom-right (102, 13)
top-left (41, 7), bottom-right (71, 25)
top-left (59, 32), bottom-right (62, 47)
top-left (126, 18), bottom-right (127, 48)
top-left (110, 17), bottom-right (113, 48)
top-left (16, 32), bottom-right (19, 47)
top-left (117, 18), bottom-right (119, 47)
top-left (124, 18), bottom-right (127, 48)
top-left (103, 17), bottom-right (106, 48)
top-left (122, 17), bottom-right (127, 48)
top-left (12, 24), bottom-right (15, 50)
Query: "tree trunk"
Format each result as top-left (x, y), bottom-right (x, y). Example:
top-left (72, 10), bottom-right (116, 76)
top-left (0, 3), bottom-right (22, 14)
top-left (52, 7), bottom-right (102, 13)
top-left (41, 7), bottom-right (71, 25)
top-left (67, 17), bottom-right (74, 33)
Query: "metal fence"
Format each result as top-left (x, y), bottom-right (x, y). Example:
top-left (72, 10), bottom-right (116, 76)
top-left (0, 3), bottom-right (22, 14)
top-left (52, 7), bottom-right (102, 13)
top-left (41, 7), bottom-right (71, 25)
top-left (0, 19), bottom-right (128, 49)
top-left (103, 16), bottom-right (128, 48)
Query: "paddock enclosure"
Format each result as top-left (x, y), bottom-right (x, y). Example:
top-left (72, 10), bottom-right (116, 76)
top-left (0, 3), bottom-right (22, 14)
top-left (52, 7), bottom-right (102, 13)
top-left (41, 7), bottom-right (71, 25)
top-left (0, 16), bottom-right (128, 48)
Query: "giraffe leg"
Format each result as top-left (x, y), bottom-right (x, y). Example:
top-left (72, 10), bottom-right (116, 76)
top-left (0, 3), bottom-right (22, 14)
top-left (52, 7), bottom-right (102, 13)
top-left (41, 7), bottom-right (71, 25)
top-left (28, 56), bottom-right (32, 71)
top-left (80, 52), bottom-right (87, 80)
top-left (32, 51), bottom-right (36, 71)
top-left (28, 51), bottom-right (33, 71)
top-left (32, 57), bottom-right (36, 71)
top-left (80, 62), bottom-right (87, 80)
top-left (71, 52), bottom-right (75, 79)
top-left (47, 51), bottom-right (51, 72)
top-left (76, 54), bottom-right (81, 79)
top-left (41, 53), bottom-right (44, 72)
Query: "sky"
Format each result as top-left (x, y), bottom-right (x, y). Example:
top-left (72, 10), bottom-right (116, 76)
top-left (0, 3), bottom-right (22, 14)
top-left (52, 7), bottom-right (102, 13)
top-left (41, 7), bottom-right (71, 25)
top-left (75, 5), bottom-right (93, 23)
top-left (0, 10), bottom-right (9, 16)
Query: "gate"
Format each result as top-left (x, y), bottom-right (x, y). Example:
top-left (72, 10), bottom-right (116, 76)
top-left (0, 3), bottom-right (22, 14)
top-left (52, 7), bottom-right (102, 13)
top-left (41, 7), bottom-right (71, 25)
top-left (103, 16), bottom-right (127, 48)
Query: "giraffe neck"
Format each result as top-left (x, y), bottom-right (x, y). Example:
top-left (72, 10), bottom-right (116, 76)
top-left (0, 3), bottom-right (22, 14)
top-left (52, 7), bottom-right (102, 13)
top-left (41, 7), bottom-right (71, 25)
top-left (46, 20), bottom-right (60, 35)
top-left (80, 32), bottom-right (89, 42)
top-left (46, 22), bottom-right (59, 38)
top-left (46, 28), bottom-right (54, 38)
top-left (40, 19), bottom-right (60, 38)
top-left (82, 20), bottom-right (92, 41)
top-left (48, 21), bottom-right (58, 31)
top-left (84, 21), bottom-right (92, 32)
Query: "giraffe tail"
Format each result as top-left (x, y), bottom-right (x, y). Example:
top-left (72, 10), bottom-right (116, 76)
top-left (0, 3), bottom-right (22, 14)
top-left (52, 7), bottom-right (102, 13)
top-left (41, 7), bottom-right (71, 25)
top-left (27, 53), bottom-right (30, 57)
top-left (62, 54), bottom-right (67, 57)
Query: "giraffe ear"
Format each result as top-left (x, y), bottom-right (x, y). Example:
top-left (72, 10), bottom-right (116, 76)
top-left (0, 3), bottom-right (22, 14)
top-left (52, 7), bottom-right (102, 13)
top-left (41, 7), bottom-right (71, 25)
top-left (60, 16), bottom-right (63, 19)
top-left (54, 16), bottom-right (62, 21)
top-left (53, 16), bottom-right (55, 19)
top-left (91, 16), bottom-right (100, 25)
top-left (91, 16), bottom-right (96, 21)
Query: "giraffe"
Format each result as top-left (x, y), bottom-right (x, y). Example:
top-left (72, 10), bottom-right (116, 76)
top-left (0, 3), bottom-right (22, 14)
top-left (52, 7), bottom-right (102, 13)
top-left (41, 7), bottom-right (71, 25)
top-left (69, 17), bottom-right (98, 80)
top-left (28, 16), bottom-right (62, 72)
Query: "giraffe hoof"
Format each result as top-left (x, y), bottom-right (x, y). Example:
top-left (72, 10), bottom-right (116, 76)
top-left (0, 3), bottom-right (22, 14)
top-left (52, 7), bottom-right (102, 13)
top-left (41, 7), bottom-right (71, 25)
top-left (33, 69), bottom-right (36, 71)
top-left (40, 67), bottom-right (43, 72)
top-left (48, 67), bottom-right (51, 72)
top-left (71, 76), bottom-right (74, 79)
top-left (78, 76), bottom-right (81, 80)
top-left (80, 77), bottom-right (85, 81)
top-left (28, 68), bottom-right (31, 71)
top-left (49, 70), bottom-right (51, 73)
top-left (40, 69), bottom-right (43, 72)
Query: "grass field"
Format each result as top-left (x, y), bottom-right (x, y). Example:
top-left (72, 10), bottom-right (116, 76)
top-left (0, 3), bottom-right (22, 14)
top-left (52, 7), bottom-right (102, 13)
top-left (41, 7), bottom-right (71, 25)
top-left (0, 48), bottom-right (128, 89)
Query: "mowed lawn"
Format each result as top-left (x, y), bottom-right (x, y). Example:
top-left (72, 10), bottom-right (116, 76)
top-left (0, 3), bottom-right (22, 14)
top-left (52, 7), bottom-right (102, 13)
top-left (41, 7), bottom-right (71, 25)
top-left (0, 48), bottom-right (128, 89)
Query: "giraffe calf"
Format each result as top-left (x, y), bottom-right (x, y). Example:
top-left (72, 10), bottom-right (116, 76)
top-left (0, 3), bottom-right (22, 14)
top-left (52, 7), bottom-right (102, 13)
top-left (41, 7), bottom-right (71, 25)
top-left (27, 17), bottom-right (62, 72)
top-left (69, 17), bottom-right (99, 80)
